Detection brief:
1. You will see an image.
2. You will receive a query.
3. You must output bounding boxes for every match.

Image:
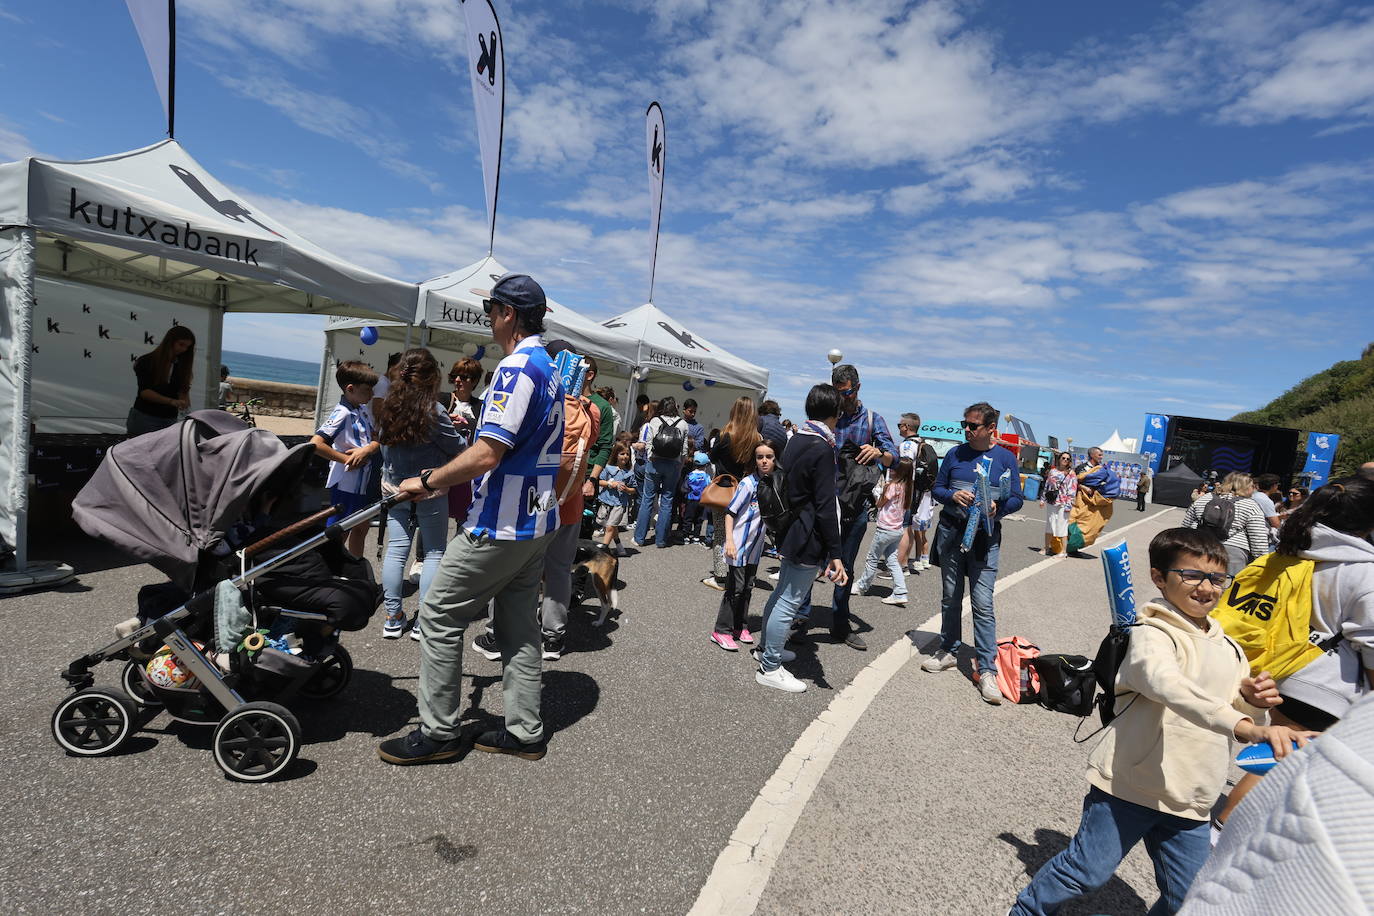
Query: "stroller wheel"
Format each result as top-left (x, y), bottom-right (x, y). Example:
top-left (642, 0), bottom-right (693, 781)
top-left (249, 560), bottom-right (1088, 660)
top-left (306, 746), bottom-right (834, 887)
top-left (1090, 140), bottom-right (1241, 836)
top-left (298, 646), bottom-right (352, 701)
top-left (212, 702), bottom-right (302, 783)
top-left (120, 659), bottom-right (163, 709)
top-left (52, 689), bottom-right (138, 757)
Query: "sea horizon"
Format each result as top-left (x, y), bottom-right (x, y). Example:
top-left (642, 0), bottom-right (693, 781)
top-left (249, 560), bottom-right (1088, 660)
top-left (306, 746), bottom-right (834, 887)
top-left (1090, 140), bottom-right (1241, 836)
top-left (221, 349), bottom-right (321, 388)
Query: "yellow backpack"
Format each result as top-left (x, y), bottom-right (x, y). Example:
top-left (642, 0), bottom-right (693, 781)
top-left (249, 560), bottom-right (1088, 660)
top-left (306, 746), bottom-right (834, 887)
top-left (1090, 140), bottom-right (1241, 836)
top-left (1210, 553), bottom-right (1322, 680)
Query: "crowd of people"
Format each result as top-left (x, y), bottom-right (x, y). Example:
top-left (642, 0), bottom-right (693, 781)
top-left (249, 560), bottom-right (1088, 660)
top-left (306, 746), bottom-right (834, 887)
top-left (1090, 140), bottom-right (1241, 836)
top-left (137, 268), bottom-right (1371, 913)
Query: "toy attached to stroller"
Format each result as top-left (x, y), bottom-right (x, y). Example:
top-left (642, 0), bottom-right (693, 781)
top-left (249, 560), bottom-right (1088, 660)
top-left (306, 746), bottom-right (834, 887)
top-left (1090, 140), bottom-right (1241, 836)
top-left (53, 411), bottom-right (391, 782)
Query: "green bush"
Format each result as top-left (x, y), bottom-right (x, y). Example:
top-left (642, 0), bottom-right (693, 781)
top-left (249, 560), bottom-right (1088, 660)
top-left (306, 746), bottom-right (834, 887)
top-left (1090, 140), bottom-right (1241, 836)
top-left (1233, 348), bottom-right (1374, 478)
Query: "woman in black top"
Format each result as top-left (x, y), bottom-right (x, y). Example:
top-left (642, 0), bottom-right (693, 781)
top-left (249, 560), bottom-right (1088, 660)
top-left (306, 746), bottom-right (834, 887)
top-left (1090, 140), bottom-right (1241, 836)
top-left (127, 326), bottom-right (196, 437)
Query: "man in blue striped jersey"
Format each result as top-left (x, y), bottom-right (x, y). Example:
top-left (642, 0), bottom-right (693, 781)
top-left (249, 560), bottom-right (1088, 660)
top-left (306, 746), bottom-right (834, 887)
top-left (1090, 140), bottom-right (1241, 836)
top-left (379, 273), bottom-right (564, 765)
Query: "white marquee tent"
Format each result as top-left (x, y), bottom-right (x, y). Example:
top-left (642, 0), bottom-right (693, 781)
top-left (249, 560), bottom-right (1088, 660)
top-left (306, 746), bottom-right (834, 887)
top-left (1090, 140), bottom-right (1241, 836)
top-left (317, 255), bottom-right (642, 424)
top-left (0, 139), bottom-right (417, 580)
top-left (598, 302), bottom-right (769, 431)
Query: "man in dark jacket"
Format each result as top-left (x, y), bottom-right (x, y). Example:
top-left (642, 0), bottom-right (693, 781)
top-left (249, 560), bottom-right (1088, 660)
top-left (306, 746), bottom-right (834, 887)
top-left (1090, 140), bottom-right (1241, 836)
top-left (758, 399), bottom-right (788, 452)
top-left (755, 384), bottom-right (848, 693)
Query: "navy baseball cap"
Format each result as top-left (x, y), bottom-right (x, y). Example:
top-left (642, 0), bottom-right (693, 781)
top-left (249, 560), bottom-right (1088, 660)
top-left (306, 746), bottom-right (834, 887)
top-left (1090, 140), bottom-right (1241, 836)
top-left (471, 272), bottom-right (547, 311)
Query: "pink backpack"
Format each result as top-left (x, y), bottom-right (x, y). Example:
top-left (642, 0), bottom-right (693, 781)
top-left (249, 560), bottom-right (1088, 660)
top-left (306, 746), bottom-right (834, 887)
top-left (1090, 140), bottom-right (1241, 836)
top-left (994, 636), bottom-right (1041, 704)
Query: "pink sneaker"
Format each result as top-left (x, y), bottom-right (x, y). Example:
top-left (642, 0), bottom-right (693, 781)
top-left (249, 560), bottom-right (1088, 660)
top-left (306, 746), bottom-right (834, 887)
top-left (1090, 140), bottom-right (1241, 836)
top-left (709, 631), bottom-right (739, 651)
top-left (735, 627), bottom-right (754, 645)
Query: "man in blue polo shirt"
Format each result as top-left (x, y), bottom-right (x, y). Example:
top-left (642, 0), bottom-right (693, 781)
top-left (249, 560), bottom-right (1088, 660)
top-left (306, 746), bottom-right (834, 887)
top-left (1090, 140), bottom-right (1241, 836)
top-left (921, 400), bottom-right (1024, 705)
top-left (379, 273), bottom-right (564, 765)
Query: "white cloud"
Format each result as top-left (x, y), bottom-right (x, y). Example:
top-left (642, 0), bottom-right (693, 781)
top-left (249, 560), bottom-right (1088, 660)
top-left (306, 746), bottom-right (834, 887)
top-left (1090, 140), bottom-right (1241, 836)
top-left (505, 83), bottom-right (620, 169)
top-left (216, 71), bottom-right (441, 190)
top-left (1221, 13), bottom-right (1374, 125)
top-left (0, 120), bottom-right (39, 160)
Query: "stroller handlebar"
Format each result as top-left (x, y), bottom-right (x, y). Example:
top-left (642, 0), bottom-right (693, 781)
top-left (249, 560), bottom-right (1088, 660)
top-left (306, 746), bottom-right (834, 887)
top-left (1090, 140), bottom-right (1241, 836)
top-left (241, 506), bottom-right (338, 559)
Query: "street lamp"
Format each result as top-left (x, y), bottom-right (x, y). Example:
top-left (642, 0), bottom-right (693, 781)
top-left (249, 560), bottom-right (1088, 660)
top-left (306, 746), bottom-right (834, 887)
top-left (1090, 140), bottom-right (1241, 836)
top-left (827, 348), bottom-right (843, 366)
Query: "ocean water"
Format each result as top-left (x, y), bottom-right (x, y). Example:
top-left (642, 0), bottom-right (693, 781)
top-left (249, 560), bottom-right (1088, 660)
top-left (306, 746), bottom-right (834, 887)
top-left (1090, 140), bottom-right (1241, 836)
top-left (221, 349), bottom-right (321, 387)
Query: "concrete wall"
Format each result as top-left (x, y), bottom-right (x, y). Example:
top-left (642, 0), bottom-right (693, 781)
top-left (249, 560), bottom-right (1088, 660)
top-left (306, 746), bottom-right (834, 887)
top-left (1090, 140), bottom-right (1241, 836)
top-left (226, 377), bottom-right (317, 418)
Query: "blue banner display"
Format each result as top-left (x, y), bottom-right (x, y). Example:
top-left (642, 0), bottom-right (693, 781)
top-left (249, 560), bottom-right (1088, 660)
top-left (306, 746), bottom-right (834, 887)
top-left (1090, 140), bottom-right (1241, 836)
top-left (1101, 541), bottom-right (1136, 626)
top-left (919, 419), bottom-right (965, 441)
top-left (1302, 432), bottom-right (1341, 489)
top-left (1139, 413), bottom-right (1169, 473)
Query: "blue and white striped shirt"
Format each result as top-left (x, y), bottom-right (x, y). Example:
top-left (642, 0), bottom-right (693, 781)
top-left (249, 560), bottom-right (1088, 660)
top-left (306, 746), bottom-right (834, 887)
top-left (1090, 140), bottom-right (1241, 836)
top-left (465, 335), bottom-right (564, 541)
top-left (316, 397), bottom-right (375, 495)
top-left (727, 474), bottom-right (765, 567)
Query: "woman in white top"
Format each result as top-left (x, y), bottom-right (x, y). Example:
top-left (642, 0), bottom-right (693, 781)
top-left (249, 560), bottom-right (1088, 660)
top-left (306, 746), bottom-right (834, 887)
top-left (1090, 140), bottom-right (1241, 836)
top-left (1039, 451), bottom-right (1078, 556)
top-left (1181, 472), bottom-right (1271, 574)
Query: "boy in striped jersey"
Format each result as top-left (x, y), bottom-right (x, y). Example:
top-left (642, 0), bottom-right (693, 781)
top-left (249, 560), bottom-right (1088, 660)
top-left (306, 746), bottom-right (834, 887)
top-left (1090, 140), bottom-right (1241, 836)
top-left (379, 274), bottom-right (564, 766)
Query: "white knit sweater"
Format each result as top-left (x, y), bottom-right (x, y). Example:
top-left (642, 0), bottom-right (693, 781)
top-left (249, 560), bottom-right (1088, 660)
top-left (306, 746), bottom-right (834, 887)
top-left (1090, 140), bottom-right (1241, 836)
top-left (1181, 691), bottom-right (1374, 915)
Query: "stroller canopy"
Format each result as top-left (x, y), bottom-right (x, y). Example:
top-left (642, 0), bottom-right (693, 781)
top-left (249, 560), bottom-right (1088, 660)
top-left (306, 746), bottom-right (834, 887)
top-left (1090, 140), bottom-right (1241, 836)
top-left (73, 411), bottom-right (315, 589)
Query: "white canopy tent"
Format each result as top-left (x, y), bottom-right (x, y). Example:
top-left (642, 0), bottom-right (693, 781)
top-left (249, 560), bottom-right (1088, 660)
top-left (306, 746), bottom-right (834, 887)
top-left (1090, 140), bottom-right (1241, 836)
top-left (317, 255), bottom-right (642, 424)
top-left (599, 302), bottom-right (769, 432)
top-left (0, 139), bottom-right (417, 578)
top-left (1099, 430), bottom-right (1130, 452)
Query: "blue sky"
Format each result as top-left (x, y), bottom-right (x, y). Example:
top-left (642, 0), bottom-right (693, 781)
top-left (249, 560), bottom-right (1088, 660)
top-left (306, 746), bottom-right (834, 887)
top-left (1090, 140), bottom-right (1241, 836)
top-left (4, 0), bottom-right (1374, 446)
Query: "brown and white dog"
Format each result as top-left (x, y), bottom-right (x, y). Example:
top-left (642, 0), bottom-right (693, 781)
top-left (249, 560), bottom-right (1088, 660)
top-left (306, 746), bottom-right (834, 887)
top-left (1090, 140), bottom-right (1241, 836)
top-left (572, 543), bottom-right (619, 626)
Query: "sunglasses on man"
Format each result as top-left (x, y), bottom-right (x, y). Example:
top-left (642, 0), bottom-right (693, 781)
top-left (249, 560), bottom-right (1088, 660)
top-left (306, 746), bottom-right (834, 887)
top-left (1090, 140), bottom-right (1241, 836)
top-left (482, 298), bottom-right (503, 315)
top-left (960, 420), bottom-right (989, 430)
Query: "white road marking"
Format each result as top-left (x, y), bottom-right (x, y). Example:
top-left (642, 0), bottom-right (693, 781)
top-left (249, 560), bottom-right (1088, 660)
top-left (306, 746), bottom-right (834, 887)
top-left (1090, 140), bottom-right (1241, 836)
top-left (687, 507), bottom-right (1177, 916)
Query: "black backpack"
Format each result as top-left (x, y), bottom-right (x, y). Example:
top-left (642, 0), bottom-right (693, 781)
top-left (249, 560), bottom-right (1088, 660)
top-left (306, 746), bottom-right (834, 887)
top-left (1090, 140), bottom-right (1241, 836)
top-left (1199, 493), bottom-right (1237, 541)
top-left (907, 438), bottom-right (939, 493)
top-left (1030, 623), bottom-right (1141, 739)
top-left (757, 467), bottom-right (799, 543)
top-left (836, 441), bottom-right (881, 526)
top-left (650, 417), bottom-right (686, 460)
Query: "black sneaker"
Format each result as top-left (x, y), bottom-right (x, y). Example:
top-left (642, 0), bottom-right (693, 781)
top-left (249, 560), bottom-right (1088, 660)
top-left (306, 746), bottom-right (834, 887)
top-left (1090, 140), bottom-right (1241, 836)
top-left (472, 632), bottom-right (501, 661)
top-left (473, 728), bottom-right (547, 760)
top-left (541, 636), bottom-right (563, 661)
top-left (378, 727), bottom-right (462, 765)
top-left (834, 631), bottom-right (868, 651)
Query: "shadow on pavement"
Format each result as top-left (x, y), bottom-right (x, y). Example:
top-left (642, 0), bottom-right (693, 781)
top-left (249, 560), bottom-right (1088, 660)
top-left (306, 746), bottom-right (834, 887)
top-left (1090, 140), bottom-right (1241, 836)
top-left (998, 829), bottom-right (1149, 916)
top-left (460, 669), bottom-right (600, 738)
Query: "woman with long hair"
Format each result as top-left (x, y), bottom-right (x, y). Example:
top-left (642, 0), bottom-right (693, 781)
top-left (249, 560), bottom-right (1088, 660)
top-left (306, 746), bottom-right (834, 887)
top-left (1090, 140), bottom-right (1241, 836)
top-left (704, 397), bottom-right (763, 590)
top-left (1181, 471), bottom-right (1270, 574)
top-left (1215, 475), bottom-right (1374, 830)
top-left (1040, 451), bottom-right (1078, 556)
top-left (376, 348), bottom-right (462, 638)
top-left (127, 326), bottom-right (196, 436)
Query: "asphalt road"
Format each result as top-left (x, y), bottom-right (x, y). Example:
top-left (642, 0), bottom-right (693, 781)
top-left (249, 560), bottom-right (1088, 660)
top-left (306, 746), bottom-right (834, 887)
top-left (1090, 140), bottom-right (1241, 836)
top-left (2, 501), bottom-right (1172, 915)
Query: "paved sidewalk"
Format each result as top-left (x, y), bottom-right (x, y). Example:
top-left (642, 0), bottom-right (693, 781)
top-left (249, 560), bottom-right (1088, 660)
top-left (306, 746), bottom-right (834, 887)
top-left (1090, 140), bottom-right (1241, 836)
top-left (759, 509), bottom-right (1182, 916)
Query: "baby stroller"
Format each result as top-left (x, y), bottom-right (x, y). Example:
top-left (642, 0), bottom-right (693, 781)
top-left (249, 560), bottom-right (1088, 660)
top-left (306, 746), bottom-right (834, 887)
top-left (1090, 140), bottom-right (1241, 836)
top-left (52, 411), bottom-right (391, 782)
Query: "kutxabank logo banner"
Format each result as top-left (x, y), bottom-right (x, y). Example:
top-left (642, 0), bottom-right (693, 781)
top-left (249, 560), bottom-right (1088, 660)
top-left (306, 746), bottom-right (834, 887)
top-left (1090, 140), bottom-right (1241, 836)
top-left (1139, 413), bottom-right (1170, 473)
top-left (646, 101), bottom-right (666, 303)
top-left (1302, 431), bottom-right (1341, 488)
top-left (462, 0), bottom-right (504, 254)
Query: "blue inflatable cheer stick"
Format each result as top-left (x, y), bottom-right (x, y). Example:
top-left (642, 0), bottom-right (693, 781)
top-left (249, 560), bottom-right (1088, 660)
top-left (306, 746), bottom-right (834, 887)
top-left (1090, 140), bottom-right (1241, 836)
top-left (1236, 740), bottom-right (1309, 775)
top-left (1101, 541), bottom-right (1137, 626)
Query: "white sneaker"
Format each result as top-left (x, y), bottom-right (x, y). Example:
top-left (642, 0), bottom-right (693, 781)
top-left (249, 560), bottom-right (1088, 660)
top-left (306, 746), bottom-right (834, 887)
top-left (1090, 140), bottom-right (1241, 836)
top-left (768, 570), bottom-right (780, 581)
top-left (979, 672), bottom-right (1004, 705)
top-left (919, 558), bottom-right (931, 571)
top-left (751, 647), bottom-right (796, 663)
top-left (877, 571), bottom-right (892, 580)
top-left (408, 560), bottom-right (424, 584)
top-left (920, 650), bottom-right (957, 673)
top-left (855, 582), bottom-right (873, 596)
top-left (756, 666), bottom-right (807, 693)
top-left (882, 595), bottom-right (906, 606)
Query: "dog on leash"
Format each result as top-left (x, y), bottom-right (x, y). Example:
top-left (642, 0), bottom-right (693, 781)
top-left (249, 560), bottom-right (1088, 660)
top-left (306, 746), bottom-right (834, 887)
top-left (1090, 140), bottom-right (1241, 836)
top-left (571, 542), bottom-right (619, 626)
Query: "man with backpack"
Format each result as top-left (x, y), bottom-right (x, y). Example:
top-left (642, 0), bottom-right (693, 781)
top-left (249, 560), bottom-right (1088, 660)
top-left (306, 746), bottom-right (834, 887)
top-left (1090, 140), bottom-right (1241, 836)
top-left (896, 412), bottom-right (939, 573)
top-left (921, 401), bottom-right (1024, 704)
top-left (633, 396), bottom-right (689, 549)
top-left (793, 364), bottom-right (895, 651)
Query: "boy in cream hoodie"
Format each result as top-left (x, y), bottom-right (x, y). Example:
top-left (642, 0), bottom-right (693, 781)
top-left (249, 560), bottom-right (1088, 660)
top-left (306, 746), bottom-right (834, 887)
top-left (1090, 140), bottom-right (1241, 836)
top-left (1010, 528), bottom-right (1315, 916)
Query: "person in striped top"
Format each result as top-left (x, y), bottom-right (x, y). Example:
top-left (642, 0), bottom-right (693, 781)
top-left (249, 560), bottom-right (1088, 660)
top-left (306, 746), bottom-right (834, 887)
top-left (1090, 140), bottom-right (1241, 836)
top-left (711, 441), bottom-right (776, 651)
top-left (379, 273), bottom-right (564, 766)
top-left (1180, 472), bottom-right (1272, 574)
